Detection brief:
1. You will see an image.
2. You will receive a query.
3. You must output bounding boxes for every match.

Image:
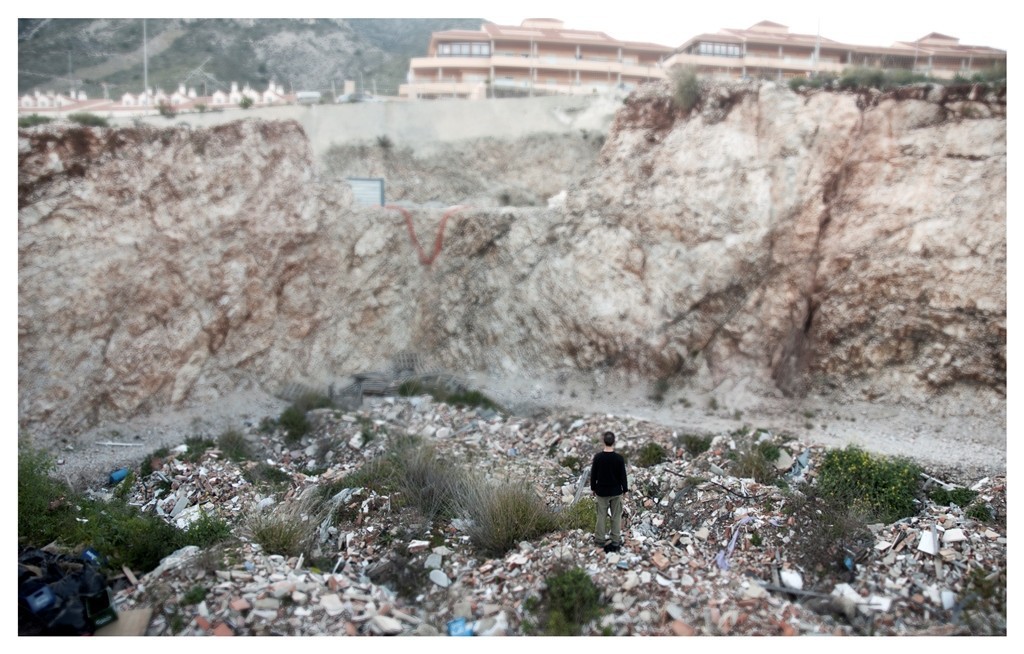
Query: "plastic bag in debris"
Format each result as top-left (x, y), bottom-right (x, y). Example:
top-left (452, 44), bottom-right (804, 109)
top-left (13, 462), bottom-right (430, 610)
top-left (18, 546), bottom-right (117, 636)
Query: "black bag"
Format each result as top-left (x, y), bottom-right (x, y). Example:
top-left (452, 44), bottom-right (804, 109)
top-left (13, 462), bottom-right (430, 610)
top-left (18, 547), bottom-right (117, 636)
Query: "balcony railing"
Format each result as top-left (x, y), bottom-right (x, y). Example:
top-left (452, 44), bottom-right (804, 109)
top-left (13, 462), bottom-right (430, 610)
top-left (410, 54), bottom-right (666, 79)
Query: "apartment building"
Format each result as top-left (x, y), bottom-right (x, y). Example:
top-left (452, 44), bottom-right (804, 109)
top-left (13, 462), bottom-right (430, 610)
top-left (400, 19), bottom-right (673, 100)
top-left (663, 20), bottom-right (1006, 81)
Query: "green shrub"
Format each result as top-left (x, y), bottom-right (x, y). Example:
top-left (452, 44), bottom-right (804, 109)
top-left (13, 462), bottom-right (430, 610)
top-left (140, 446), bottom-right (171, 476)
top-left (243, 462), bottom-right (293, 491)
top-left (534, 567), bottom-right (603, 635)
top-left (183, 510), bottom-right (233, 548)
top-left (559, 455), bottom-right (583, 473)
top-left (217, 429), bottom-right (252, 462)
top-left (634, 442), bottom-right (668, 468)
top-left (19, 442), bottom-right (176, 570)
top-left (239, 96), bottom-right (253, 109)
top-left (929, 486), bottom-right (977, 507)
top-left (291, 392), bottom-right (334, 413)
top-left (278, 393), bottom-right (333, 444)
top-left (67, 112), bottom-right (108, 127)
top-left (391, 441), bottom-right (464, 522)
top-left (882, 69), bottom-right (930, 88)
top-left (19, 441), bottom-right (77, 546)
top-left (195, 103), bottom-right (208, 113)
top-left (446, 389), bottom-right (502, 412)
top-left (183, 436), bottom-right (215, 462)
top-left (182, 585), bottom-right (207, 605)
top-left (966, 502), bottom-right (993, 522)
top-left (19, 113), bottom-right (53, 128)
top-left (971, 64), bottom-right (1006, 85)
top-left (559, 497), bottom-right (596, 533)
top-left (789, 76), bottom-right (809, 91)
top-left (670, 65), bottom-right (700, 112)
top-left (649, 377), bottom-right (669, 403)
top-left (816, 445), bottom-right (922, 523)
top-left (732, 440), bottom-right (781, 484)
top-left (329, 456), bottom-right (398, 496)
top-left (279, 406), bottom-right (311, 444)
top-left (398, 380), bottom-right (503, 413)
top-left (678, 433), bottom-right (712, 457)
top-left (245, 501), bottom-right (319, 557)
top-left (158, 101), bottom-right (176, 118)
top-left (455, 479), bottom-right (558, 555)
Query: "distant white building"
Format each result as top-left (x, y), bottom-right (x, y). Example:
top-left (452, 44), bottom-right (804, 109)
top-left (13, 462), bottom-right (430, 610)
top-left (170, 84), bottom-right (190, 106)
top-left (261, 81), bottom-right (286, 104)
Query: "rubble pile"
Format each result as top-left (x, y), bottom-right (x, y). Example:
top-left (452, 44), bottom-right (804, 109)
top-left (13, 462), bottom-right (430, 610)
top-left (103, 396), bottom-right (1005, 636)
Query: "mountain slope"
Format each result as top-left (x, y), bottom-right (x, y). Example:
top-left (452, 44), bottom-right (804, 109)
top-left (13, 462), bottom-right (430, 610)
top-left (17, 18), bottom-right (482, 98)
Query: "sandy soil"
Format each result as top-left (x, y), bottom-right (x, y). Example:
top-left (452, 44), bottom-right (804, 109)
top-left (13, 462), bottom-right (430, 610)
top-left (37, 371), bottom-right (1006, 492)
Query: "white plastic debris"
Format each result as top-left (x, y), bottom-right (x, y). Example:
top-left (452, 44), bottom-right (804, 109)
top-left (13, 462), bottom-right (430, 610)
top-left (780, 569), bottom-right (803, 591)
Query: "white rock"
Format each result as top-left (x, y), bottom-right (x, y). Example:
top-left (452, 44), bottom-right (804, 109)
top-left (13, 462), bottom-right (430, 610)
top-left (780, 569), bottom-right (803, 591)
top-left (942, 528), bottom-right (967, 543)
top-left (917, 529), bottom-right (940, 555)
top-left (320, 594), bottom-right (345, 617)
top-left (941, 590), bottom-right (957, 610)
top-left (370, 614), bottom-right (404, 635)
top-left (429, 569), bottom-right (450, 587)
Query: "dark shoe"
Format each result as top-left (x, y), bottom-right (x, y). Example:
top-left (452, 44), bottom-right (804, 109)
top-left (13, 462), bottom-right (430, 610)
top-left (603, 542), bottom-right (620, 553)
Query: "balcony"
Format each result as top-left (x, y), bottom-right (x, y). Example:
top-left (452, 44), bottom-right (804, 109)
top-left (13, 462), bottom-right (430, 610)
top-left (401, 76), bottom-right (629, 99)
top-left (667, 52), bottom-right (847, 75)
top-left (408, 56), bottom-right (491, 70)
top-left (410, 53), bottom-right (667, 81)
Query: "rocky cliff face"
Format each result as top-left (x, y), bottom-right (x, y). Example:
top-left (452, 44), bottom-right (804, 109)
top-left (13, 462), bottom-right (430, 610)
top-left (18, 81), bottom-right (1005, 435)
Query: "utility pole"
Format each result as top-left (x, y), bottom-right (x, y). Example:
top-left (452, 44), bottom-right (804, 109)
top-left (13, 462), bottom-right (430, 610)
top-left (143, 19), bottom-right (148, 103)
top-left (813, 19), bottom-right (821, 77)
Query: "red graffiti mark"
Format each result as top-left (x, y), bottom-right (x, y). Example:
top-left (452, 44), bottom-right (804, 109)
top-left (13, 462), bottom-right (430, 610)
top-left (386, 204), bottom-right (467, 267)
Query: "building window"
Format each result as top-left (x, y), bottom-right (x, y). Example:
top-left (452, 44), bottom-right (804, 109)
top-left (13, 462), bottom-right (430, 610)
top-left (438, 42), bottom-right (490, 57)
top-left (696, 42), bottom-right (741, 57)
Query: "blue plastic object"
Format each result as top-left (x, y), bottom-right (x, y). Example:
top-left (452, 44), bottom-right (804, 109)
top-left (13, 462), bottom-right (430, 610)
top-left (108, 468), bottom-right (129, 484)
top-left (81, 547), bottom-right (105, 567)
top-left (446, 617), bottom-right (474, 636)
top-left (26, 586), bottom-right (55, 613)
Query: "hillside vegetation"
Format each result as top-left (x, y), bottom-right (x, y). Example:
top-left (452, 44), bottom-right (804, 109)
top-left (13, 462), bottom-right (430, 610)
top-left (17, 18), bottom-right (482, 99)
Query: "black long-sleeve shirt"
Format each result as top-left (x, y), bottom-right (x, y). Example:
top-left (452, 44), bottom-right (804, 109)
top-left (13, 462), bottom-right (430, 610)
top-left (590, 450), bottom-right (628, 497)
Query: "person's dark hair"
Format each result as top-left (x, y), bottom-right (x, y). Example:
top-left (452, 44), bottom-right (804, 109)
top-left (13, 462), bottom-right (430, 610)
top-left (603, 431), bottom-right (616, 446)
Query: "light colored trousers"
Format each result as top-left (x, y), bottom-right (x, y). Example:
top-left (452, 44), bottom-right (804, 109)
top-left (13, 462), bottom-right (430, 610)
top-left (595, 494), bottom-right (623, 544)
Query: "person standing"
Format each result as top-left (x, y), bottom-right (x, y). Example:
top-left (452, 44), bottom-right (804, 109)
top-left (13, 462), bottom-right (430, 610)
top-left (590, 431), bottom-right (628, 552)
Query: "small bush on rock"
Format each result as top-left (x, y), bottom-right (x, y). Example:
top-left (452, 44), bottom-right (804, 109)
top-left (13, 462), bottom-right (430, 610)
top-left (670, 65), bottom-right (700, 112)
top-left (532, 567), bottom-right (603, 635)
top-left (19, 114), bottom-right (53, 128)
top-left (67, 112), bottom-right (108, 127)
top-left (678, 433), bottom-right (712, 457)
top-left (634, 441), bottom-right (668, 468)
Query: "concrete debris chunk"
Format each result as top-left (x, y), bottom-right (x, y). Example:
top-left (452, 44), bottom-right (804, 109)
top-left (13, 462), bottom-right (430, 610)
top-left (429, 569), bottom-right (451, 588)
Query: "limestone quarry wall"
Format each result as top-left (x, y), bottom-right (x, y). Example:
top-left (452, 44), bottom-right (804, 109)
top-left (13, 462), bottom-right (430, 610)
top-left (18, 81), bottom-right (1005, 435)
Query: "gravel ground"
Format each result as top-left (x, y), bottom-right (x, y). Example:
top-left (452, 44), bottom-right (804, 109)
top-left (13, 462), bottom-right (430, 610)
top-left (34, 372), bottom-right (1006, 492)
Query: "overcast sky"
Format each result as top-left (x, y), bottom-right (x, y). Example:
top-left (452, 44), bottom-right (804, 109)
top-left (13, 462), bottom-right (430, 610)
top-left (30, 0), bottom-right (1009, 52)
top-left (478, 0), bottom-right (1010, 51)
